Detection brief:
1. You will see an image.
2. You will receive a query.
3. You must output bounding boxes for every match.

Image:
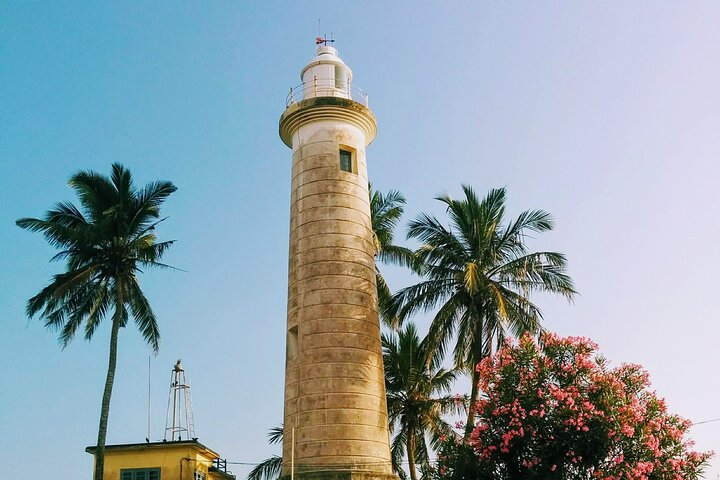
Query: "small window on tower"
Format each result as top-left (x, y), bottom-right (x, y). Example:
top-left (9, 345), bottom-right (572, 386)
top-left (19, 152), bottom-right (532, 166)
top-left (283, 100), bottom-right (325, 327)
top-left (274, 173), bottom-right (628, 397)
top-left (339, 149), bottom-right (353, 173)
top-left (287, 326), bottom-right (299, 362)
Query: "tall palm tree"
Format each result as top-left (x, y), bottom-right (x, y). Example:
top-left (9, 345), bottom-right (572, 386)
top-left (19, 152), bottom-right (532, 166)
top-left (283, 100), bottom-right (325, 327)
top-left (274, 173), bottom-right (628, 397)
top-left (369, 184), bottom-right (415, 328)
top-left (247, 425), bottom-right (283, 480)
top-left (383, 323), bottom-right (464, 480)
top-left (16, 163), bottom-right (177, 480)
top-left (389, 186), bottom-right (575, 437)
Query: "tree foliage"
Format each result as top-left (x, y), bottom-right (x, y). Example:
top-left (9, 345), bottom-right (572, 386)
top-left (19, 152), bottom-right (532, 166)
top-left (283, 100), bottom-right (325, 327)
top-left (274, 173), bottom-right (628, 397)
top-left (16, 163), bottom-right (177, 480)
top-left (247, 425), bottom-right (283, 480)
top-left (390, 186), bottom-right (575, 434)
top-left (369, 183), bottom-right (416, 328)
top-left (383, 323), bottom-right (465, 480)
top-left (433, 334), bottom-right (712, 480)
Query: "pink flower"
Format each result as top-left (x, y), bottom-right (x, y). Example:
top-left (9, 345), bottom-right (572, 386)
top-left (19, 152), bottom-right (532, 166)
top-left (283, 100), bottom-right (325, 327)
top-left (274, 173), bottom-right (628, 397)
top-left (447, 333), bottom-right (714, 479)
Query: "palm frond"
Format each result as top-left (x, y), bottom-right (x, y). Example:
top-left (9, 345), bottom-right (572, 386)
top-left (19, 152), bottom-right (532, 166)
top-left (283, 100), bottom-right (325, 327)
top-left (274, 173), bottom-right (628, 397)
top-left (82, 280), bottom-right (111, 341)
top-left (110, 163), bottom-right (135, 206)
top-left (57, 277), bottom-right (110, 345)
top-left (377, 272), bottom-right (399, 329)
top-left (129, 181), bottom-right (177, 232)
top-left (377, 244), bottom-right (416, 269)
top-left (68, 169), bottom-right (117, 223)
top-left (268, 425), bottom-right (284, 445)
top-left (424, 290), bottom-right (467, 369)
top-left (390, 430), bottom-right (409, 480)
top-left (133, 238), bottom-right (176, 263)
top-left (126, 277), bottom-right (160, 352)
top-left (247, 455), bottom-right (282, 480)
top-left (16, 217), bottom-right (91, 249)
top-left (390, 277), bottom-right (457, 324)
top-left (46, 201), bottom-right (90, 228)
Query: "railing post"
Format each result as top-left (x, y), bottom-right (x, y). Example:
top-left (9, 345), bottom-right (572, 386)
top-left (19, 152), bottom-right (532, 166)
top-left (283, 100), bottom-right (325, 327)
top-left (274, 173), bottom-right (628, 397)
top-left (289, 87), bottom-right (294, 105)
top-left (365, 93), bottom-right (369, 106)
top-left (313, 76), bottom-right (317, 97)
top-left (347, 79), bottom-right (351, 98)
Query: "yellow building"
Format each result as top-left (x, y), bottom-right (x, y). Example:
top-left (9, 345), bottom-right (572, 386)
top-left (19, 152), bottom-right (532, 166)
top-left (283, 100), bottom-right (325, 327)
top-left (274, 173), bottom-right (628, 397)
top-left (86, 440), bottom-right (235, 480)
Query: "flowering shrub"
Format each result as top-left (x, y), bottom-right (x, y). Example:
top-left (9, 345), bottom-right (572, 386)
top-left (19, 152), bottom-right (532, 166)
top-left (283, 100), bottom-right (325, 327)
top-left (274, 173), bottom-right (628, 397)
top-left (434, 333), bottom-right (712, 480)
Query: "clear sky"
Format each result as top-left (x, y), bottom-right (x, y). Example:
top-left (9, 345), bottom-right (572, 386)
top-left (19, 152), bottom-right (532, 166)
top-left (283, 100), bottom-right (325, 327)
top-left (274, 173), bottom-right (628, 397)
top-left (1, 2), bottom-right (718, 478)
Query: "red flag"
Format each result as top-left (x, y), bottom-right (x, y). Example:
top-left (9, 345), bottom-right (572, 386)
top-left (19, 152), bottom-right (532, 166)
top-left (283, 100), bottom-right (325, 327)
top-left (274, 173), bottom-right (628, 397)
top-left (316, 37), bottom-right (325, 45)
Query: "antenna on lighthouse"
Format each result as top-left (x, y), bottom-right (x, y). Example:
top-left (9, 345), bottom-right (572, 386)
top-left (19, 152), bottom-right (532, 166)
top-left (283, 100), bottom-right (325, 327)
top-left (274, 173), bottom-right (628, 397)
top-left (163, 359), bottom-right (196, 441)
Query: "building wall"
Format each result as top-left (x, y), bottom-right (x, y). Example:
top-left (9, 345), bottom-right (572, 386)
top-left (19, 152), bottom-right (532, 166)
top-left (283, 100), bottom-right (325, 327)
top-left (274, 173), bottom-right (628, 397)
top-left (101, 445), bottom-right (215, 480)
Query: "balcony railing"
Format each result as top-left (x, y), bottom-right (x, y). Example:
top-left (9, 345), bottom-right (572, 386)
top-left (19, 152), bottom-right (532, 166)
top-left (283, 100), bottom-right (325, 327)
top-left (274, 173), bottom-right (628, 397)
top-left (286, 76), bottom-right (369, 107)
top-left (210, 458), bottom-right (235, 479)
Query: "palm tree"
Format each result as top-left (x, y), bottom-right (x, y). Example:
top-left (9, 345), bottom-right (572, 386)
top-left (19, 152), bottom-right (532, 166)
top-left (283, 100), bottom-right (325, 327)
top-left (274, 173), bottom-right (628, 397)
top-left (389, 186), bottom-right (575, 438)
top-left (16, 163), bottom-right (177, 480)
top-left (247, 425), bottom-right (283, 480)
top-left (383, 323), bottom-right (464, 480)
top-left (369, 184), bottom-right (415, 328)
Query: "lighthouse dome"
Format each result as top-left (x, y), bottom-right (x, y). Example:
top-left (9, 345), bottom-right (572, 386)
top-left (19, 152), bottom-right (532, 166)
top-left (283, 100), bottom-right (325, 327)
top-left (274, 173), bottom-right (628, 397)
top-left (299, 45), bottom-right (353, 100)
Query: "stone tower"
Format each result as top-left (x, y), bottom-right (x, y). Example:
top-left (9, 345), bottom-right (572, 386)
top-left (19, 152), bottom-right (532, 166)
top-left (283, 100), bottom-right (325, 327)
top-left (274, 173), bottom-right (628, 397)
top-left (278, 45), bottom-right (396, 480)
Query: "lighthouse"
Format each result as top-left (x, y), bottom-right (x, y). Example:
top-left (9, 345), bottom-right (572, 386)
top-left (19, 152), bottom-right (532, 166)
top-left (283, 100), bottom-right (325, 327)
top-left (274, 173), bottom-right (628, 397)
top-left (278, 44), bottom-right (396, 480)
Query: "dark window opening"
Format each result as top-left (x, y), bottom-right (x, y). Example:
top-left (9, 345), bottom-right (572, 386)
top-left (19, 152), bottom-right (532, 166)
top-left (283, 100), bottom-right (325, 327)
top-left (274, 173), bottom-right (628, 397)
top-left (287, 326), bottom-right (299, 361)
top-left (121, 468), bottom-right (161, 480)
top-left (340, 149), bottom-right (353, 173)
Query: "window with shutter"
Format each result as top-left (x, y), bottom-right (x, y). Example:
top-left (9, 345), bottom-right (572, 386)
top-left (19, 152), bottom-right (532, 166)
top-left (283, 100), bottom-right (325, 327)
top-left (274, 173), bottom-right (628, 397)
top-left (120, 468), bottom-right (161, 480)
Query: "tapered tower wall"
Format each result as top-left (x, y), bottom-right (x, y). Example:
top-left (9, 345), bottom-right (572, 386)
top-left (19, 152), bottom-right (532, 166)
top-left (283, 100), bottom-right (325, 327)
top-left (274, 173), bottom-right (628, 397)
top-left (278, 49), bottom-right (394, 480)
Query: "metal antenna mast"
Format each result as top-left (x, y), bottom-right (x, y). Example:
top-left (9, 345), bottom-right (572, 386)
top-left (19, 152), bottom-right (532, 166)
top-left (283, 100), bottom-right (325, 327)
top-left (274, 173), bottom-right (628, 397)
top-left (164, 359), bottom-right (196, 441)
top-left (147, 356), bottom-right (152, 441)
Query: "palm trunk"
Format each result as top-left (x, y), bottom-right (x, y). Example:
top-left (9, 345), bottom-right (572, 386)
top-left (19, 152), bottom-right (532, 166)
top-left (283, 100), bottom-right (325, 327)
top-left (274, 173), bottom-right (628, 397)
top-left (463, 366), bottom-right (481, 440)
top-left (464, 325), bottom-right (484, 441)
top-left (407, 429), bottom-right (418, 480)
top-left (94, 282), bottom-right (123, 480)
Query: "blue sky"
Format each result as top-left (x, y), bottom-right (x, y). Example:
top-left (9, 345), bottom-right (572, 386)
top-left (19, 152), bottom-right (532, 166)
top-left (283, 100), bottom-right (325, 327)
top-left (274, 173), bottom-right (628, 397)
top-left (1, 2), bottom-right (718, 478)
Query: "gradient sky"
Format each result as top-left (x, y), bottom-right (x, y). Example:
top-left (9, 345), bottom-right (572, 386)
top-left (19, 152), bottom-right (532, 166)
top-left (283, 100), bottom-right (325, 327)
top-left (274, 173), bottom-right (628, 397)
top-left (1, 2), bottom-right (718, 479)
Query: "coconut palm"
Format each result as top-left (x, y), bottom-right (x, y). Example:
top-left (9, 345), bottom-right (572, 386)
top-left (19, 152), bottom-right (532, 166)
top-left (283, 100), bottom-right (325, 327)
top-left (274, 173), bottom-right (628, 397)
top-left (247, 425), bottom-right (283, 480)
top-left (369, 184), bottom-right (415, 328)
top-left (383, 323), bottom-right (464, 480)
top-left (16, 163), bottom-right (177, 480)
top-left (389, 186), bottom-right (575, 437)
